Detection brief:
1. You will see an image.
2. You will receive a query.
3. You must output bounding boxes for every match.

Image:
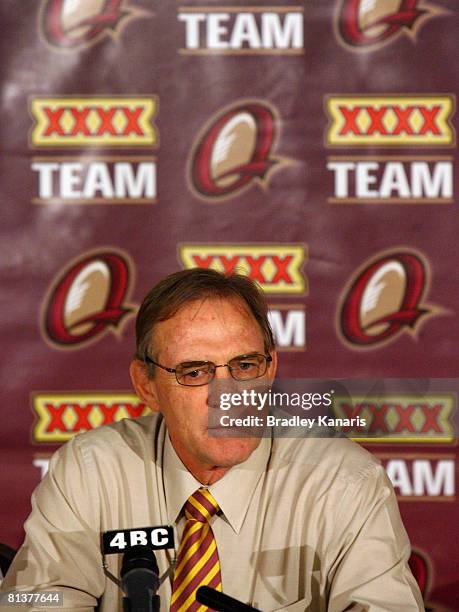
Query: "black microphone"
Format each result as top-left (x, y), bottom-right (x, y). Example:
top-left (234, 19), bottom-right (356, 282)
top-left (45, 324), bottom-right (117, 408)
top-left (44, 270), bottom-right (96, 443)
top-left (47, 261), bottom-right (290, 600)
top-left (120, 545), bottom-right (160, 612)
top-left (196, 586), bottom-right (261, 612)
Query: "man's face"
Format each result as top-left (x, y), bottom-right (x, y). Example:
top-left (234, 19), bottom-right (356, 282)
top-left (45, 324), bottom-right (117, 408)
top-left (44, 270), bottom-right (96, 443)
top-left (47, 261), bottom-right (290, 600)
top-left (138, 296), bottom-right (276, 482)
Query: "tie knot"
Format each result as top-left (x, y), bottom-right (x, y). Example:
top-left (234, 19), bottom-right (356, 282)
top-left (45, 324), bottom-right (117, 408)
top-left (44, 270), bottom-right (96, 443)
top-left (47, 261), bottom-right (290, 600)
top-left (184, 488), bottom-right (220, 523)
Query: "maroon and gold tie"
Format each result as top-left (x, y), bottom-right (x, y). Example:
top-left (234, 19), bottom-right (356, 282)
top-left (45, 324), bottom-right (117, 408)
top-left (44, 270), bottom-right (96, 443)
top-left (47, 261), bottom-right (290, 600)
top-left (170, 488), bottom-right (222, 612)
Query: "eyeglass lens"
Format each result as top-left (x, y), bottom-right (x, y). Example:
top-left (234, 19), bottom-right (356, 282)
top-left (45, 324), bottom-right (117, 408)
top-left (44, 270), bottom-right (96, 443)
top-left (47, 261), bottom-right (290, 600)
top-left (176, 355), bottom-right (268, 386)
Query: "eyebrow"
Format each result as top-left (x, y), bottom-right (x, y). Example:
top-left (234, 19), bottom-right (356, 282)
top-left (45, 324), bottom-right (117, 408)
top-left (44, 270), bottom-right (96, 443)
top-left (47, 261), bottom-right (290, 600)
top-left (177, 353), bottom-right (262, 367)
top-left (178, 360), bottom-right (209, 368)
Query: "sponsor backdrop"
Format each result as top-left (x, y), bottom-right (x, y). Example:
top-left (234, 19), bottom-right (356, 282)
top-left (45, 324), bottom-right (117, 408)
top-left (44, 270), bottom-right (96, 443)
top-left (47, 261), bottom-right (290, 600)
top-left (0, 0), bottom-right (457, 608)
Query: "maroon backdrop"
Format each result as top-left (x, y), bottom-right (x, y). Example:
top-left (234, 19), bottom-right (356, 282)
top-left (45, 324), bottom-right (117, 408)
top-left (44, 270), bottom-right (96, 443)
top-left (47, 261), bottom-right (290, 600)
top-left (0, 0), bottom-right (457, 608)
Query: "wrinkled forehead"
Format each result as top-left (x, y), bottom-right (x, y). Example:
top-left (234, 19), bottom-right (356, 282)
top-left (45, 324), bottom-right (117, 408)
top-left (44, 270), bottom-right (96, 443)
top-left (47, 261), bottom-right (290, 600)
top-left (150, 295), bottom-right (264, 359)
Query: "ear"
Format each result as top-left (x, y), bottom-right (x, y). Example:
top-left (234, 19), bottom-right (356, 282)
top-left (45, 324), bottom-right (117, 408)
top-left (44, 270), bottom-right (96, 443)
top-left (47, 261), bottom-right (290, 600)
top-left (129, 360), bottom-right (160, 412)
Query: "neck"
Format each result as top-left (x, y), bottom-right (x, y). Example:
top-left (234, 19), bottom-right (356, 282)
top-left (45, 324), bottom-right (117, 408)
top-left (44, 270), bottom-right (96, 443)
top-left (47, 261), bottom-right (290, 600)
top-left (168, 436), bottom-right (231, 485)
top-left (192, 466), bottom-right (230, 485)
top-left (178, 452), bottom-right (231, 485)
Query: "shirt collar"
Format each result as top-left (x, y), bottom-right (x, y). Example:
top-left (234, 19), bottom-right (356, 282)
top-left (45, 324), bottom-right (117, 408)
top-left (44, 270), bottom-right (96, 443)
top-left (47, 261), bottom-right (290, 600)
top-left (164, 434), bottom-right (271, 534)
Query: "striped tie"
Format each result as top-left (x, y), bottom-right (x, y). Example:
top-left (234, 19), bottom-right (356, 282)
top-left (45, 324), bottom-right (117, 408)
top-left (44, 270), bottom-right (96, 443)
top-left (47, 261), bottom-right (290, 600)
top-left (170, 488), bottom-right (222, 612)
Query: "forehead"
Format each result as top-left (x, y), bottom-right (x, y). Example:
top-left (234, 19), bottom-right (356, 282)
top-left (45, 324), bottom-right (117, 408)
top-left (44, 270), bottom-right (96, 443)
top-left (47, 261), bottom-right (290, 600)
top-left (151, 296), bottom-right (264, 360)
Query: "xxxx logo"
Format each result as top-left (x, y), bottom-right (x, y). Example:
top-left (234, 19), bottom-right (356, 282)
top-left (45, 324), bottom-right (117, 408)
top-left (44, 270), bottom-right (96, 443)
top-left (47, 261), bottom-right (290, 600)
top-left (42, 250), bottom-right (136, 349)
top-left (39, 0), bottom-right (146, 50)
top-left (30, 97), bottom-right (158, 147)
top-left (338, 249), bottom-right (440, 348)
top-left (326, 96), bottom-right (455, 146)
top-left (189, 101), bottom-right (284, 201)
top-left (179, 245), bottom-right (307, 294)
top-left (335, 0), bottom-right (441, 50)
top-left (32, 393), bottom-right (150, 442)
top-left (333, 394), bottom-right (455, 442)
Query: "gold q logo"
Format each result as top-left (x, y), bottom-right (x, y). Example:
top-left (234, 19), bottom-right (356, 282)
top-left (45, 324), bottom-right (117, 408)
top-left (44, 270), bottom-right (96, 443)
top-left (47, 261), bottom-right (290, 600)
top-left (336, 0), bottom-right (442, 50)
top-left (338, 250), bottom-right (442, 348)
top-left (189, 101), bottom-right (284, 201)
top-left (40, 0), bottom-right (146, 50)
top-left (42, 250), bottom-right (136, 349)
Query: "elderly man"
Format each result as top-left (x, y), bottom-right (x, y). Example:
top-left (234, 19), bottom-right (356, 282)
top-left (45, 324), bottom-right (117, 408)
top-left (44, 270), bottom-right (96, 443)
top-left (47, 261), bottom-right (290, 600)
top-left (1, 269), bottom-right (423, 611)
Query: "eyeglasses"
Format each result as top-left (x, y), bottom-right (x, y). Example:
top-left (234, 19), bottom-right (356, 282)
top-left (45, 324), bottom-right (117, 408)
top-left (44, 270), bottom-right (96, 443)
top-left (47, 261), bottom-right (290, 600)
top-left (144, 353), bottom-right (272, 387)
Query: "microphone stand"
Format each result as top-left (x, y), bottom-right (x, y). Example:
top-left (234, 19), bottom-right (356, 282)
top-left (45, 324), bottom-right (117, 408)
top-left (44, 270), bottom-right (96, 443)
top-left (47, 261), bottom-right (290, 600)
top-left (122, 593), bottom-right (160, 612)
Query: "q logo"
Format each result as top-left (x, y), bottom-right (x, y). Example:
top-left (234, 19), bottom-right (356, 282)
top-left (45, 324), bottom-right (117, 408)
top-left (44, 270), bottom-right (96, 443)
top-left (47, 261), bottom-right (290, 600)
top-left (189, 101), bottom-right (285, 201)
top-left (39, 0), bottom-right (145, 50)
top-left (338, 249), bottom-right (441, 349)
top-left (336, 0), bottom-right (441, 50)
top-left (42, 249), bottom-right (136, 349)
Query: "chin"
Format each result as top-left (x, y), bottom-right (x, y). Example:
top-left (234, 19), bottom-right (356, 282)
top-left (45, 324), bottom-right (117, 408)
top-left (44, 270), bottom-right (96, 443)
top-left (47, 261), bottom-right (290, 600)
top-left (203, 437), bottom-right (260, 468)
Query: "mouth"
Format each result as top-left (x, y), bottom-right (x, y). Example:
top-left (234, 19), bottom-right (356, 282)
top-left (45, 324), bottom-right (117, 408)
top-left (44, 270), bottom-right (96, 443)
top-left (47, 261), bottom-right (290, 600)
top-left (206, 424), bottom-right (261, 439)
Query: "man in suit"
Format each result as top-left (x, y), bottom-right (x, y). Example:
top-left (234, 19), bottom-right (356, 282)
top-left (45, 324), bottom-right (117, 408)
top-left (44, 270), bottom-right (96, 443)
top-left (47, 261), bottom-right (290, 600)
top-left (1, 269), bottom-right (423, 611)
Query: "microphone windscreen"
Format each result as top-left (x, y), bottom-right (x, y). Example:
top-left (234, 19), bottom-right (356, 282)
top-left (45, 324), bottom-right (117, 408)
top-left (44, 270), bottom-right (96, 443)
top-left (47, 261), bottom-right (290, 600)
top-left (120, 545), bottom-right (159, 578)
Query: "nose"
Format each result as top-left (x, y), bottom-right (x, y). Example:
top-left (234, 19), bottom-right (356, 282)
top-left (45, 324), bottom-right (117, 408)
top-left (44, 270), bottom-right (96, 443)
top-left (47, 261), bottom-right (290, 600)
top-left (213, 363), bottom-right (233, 380)
top-left (211, 364), bottom-right (242, 401)
top-left (207, 365), bottom-right (235, 413)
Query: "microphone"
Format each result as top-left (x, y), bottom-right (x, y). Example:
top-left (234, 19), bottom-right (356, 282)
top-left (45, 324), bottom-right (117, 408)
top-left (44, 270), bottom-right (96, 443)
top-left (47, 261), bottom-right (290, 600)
top-left (120, 545), bottom-right (160, 612)
top-left (196, 586), bottom-right (261, 612)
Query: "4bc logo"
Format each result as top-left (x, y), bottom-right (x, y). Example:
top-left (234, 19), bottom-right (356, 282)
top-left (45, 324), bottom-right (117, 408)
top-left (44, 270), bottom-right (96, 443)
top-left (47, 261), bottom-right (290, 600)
top-left (103, 527), bottom-right (174, 554)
